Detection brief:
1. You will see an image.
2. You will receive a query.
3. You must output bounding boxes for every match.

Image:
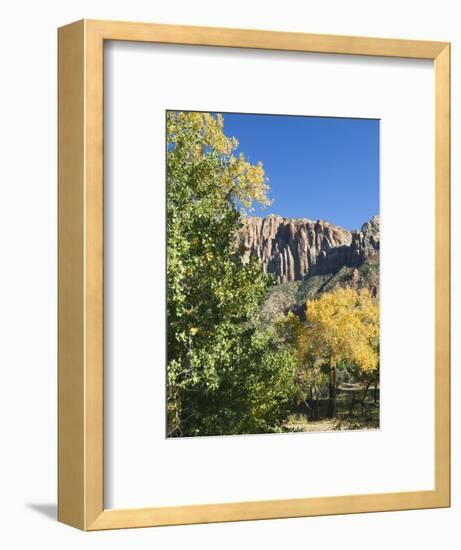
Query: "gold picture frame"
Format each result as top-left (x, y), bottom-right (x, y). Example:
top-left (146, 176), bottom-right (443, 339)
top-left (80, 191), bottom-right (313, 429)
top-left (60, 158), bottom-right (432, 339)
top-left (58, 19), bottom-right (451, 530)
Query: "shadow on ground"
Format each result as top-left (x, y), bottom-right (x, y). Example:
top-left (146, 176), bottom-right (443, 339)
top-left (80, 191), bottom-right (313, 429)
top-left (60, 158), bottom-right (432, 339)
top-left (26, 503), bottom-right (57, 521)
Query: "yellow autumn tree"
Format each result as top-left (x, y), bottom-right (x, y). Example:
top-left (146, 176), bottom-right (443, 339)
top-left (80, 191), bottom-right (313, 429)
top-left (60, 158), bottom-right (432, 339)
top-left (300, 288), bottom-right (379, 418)
top-left (166, 111), bottom-right (271, 210)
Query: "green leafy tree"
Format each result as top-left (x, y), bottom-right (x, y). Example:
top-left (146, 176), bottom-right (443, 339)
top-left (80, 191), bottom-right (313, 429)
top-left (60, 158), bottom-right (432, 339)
top-left (276, 312), bottom-right (328, 420)
top-left (166, 111), bottom-right (296, 437)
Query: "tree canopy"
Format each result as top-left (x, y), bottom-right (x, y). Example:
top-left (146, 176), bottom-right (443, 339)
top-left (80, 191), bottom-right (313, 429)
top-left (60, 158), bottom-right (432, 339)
top-left (166, 111), bottom-right (296, 437)
top-left (304, 287), bottom-right (379, 373)
top-left (279, 287), bottom-right (379, 418)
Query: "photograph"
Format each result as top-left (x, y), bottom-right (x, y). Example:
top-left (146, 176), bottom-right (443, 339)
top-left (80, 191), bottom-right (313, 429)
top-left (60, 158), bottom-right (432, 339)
top-left (166, 110), bottom-right (380, 438)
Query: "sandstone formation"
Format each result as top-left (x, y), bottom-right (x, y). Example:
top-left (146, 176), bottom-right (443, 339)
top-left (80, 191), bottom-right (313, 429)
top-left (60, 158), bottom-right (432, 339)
top-left (350, 215), bottom-right (380, 262)
top-left (240, 214), bottom-right (379, 283)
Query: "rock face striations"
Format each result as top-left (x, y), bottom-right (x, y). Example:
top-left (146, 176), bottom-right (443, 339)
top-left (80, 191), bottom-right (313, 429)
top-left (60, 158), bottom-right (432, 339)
top-left (240, 214), bottom-right (379, 283)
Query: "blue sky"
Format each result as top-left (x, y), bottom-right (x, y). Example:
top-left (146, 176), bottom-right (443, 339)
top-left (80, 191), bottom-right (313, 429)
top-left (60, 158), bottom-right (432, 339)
top-left (221, 113), bottom-right (379, 231)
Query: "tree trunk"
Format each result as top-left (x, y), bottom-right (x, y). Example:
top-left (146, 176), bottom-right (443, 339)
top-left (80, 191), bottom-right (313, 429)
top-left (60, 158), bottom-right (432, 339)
top-left (327, 365), bottom-right (337, 418)
top-left (361, 380), bottom-right (371, 411)
top-left (312, 386), bottom-right (320, 420)
top-left (304, 399), bottom-right (315, 420)
top-left (349, 394), bottom-right (356, 415)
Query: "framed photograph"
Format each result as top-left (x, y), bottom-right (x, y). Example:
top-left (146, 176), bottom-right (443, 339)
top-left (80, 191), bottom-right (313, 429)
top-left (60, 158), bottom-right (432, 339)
top-left (58, 20), bottom-right (450, 530)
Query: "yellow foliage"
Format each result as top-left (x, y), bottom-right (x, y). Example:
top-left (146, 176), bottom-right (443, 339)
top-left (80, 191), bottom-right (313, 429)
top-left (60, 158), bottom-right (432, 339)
top-left (167, 111), bottom-right (271, 210)
top-left (301, 288), bottom-right (379, 373)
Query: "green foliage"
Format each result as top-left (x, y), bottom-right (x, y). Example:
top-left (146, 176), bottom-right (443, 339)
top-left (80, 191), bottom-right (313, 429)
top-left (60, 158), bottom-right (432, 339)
top-left (167, 112), bottom-right (296, 437)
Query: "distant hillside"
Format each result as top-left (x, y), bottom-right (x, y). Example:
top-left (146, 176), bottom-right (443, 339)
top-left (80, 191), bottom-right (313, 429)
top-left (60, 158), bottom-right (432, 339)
top-left (239, 214), bottom-right (380, 323)
top-left (259, 256), bottom-right (379, 324)
top-left (240, 214), bottom-right (379, 283)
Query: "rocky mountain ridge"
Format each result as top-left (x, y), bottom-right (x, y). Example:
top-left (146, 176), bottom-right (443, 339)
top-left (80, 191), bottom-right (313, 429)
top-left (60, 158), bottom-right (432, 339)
top-left (240, 214), bottom-right (379, 283)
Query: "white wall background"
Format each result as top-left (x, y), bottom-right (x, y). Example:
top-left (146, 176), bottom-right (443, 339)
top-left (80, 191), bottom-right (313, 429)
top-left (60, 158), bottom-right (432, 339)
top-left (0, 0), bottom-right (458, 548)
